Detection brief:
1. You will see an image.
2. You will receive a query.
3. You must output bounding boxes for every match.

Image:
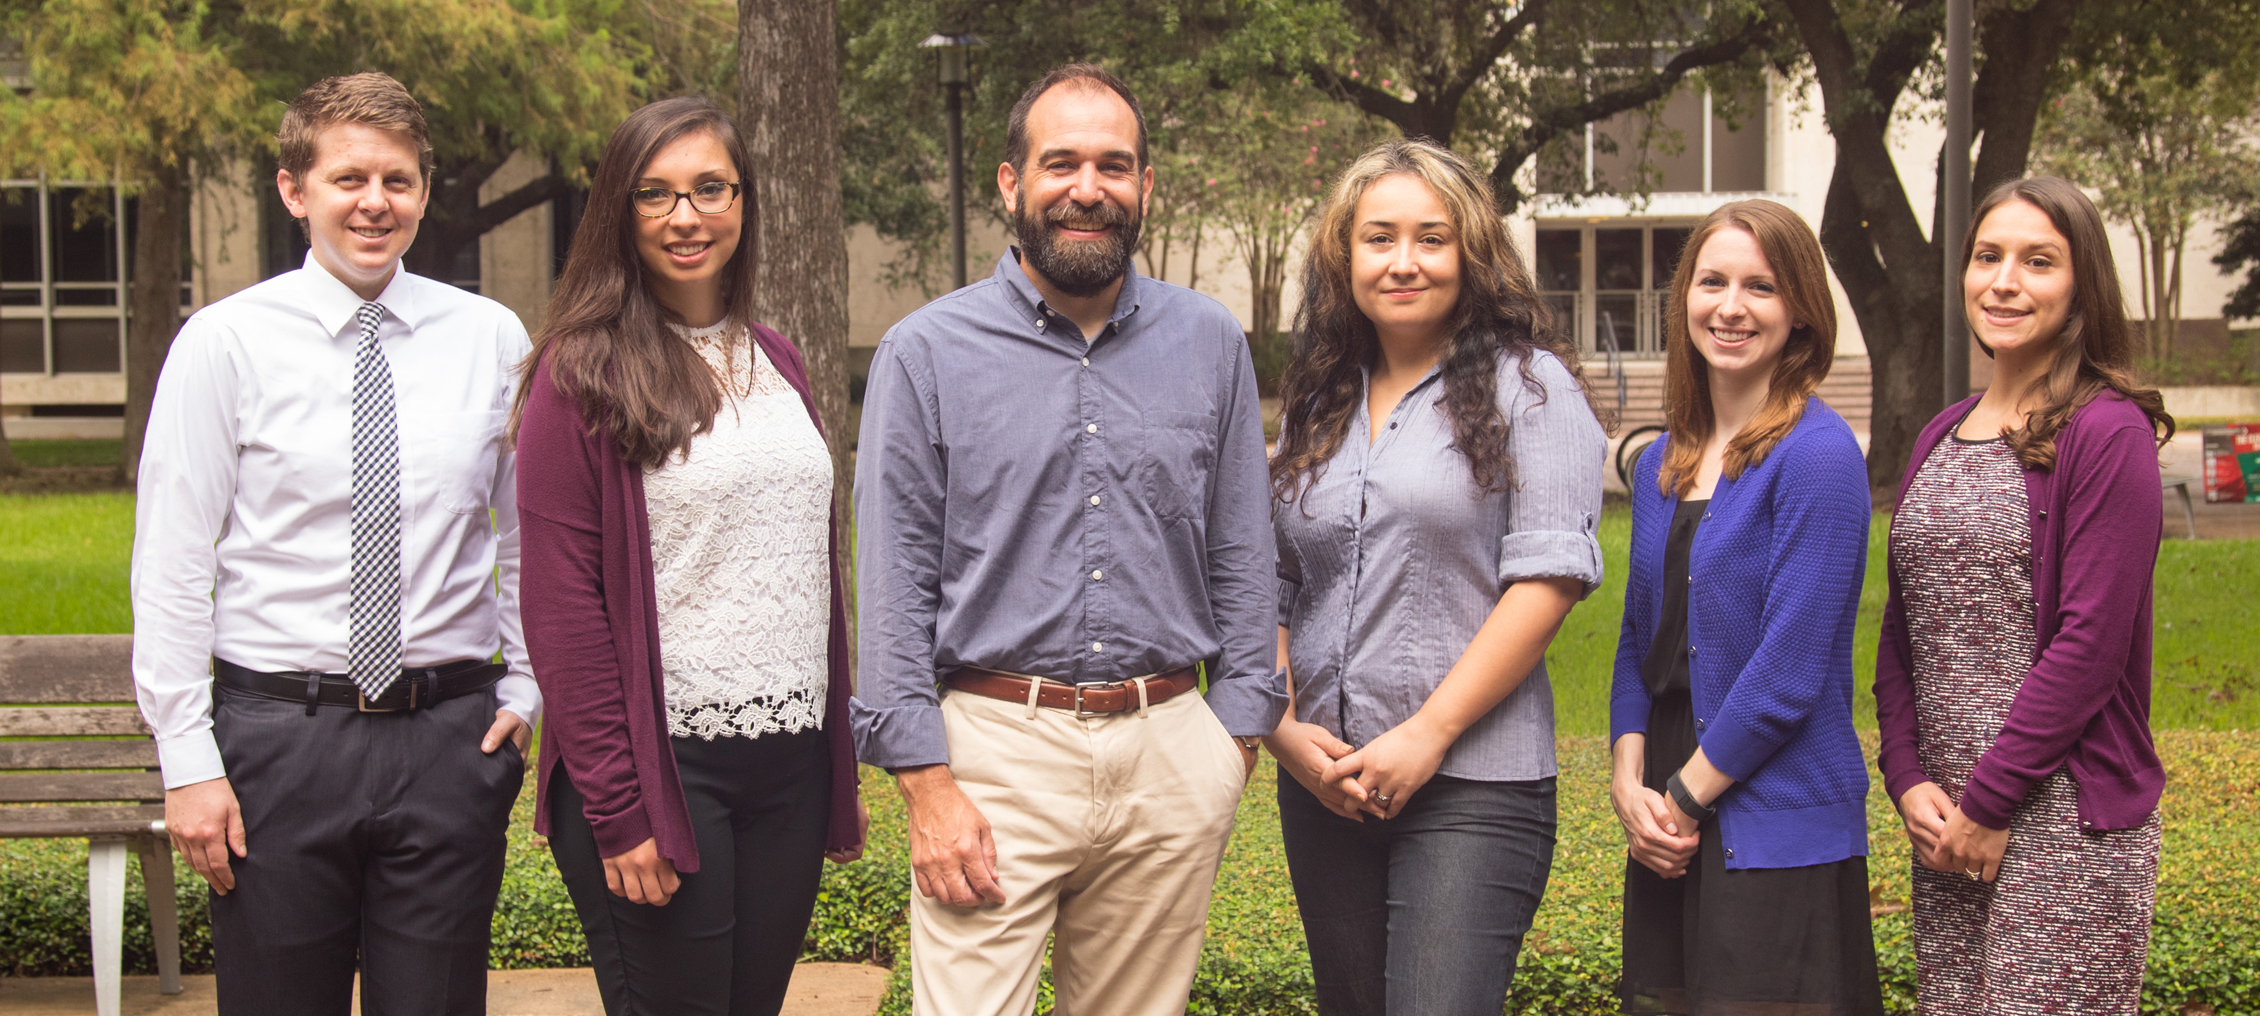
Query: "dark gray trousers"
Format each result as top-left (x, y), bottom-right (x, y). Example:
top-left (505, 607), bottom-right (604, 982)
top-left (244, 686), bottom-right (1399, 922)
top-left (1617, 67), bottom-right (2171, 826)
top-left (208, 682), bottom-right (524, 1016)
top-left (1278, 767), bottom-right (1557, 1016)
top-left (547, 727), bottom-right (831, 1016)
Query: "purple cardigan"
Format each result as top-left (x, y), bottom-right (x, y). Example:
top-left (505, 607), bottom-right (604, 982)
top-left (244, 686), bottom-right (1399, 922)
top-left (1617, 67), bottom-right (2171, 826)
top-left (514, 321), bottom-right (860, 869)
top-left (1874, 391), bottom-right (2164, 832)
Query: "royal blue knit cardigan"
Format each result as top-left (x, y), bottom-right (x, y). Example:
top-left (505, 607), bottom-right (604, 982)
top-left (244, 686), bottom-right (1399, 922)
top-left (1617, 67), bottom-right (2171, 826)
top-left (1610, 397), bottom-right (1872, 870)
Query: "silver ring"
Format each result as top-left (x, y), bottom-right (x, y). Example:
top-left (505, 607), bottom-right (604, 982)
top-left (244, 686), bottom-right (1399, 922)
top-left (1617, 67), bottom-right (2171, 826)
top-left (1963, 868), bottom-right (1982, 880)
top-left (1373, 792), bottom-right (1392, 806)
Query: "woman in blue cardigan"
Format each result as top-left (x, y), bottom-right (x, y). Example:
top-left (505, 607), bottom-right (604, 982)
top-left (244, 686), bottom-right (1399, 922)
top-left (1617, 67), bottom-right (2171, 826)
top-left (1609, 199), bottom-right (1881, 1015)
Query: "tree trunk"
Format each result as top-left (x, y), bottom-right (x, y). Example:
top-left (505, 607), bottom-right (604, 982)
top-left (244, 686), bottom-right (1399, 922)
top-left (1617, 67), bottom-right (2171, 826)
top-left (122, 166), bottom-right (187, 484)
top-left (739, 0), bottom-right (854, 668)
top-left (0, 397), bottom-right (20, 477)
top-left (1786, 0), bottom-right (2076, 493)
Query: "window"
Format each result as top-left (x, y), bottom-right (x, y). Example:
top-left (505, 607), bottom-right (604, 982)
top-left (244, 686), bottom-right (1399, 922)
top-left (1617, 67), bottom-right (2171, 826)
top-left (1534, 222), bottom-right (1694, 357)
top-left (0, 180), bottom-right (127, 375)
top-left (1539, 87), bottom-right (1767, 196)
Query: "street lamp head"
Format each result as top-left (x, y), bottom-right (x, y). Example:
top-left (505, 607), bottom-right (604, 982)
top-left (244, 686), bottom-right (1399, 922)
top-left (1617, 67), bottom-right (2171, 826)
top-left (918, 33), bottom-right (986, 86)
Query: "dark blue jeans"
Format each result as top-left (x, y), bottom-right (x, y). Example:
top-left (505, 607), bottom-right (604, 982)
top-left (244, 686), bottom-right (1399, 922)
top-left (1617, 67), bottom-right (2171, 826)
top-left (1278, 766), bottom-right (1557, 1016)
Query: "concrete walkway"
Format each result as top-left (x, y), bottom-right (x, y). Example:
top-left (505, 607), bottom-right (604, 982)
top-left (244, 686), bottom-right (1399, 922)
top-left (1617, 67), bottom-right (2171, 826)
top-left (0, 964), bottom-right (890, 1015)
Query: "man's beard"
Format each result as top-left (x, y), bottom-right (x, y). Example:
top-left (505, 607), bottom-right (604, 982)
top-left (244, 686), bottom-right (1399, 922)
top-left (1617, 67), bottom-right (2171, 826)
top-left (1015, 188), bottom-right (1142, 297)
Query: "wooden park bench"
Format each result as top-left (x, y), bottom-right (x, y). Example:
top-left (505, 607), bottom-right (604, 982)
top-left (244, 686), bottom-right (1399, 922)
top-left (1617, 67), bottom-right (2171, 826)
top-left (0, 634), bottom-right (182, 1015)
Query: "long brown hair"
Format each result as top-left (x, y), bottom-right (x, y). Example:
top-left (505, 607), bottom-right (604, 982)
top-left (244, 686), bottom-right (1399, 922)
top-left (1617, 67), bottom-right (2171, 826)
top-left (1658, 200), bottom-right (1838, 497)
top-left (1272, 139), bottom-right (1599, 503)
top-left (507, 96), bottom-right (761, 467)
top-left (1963, 176), bottom-right (2174, 469)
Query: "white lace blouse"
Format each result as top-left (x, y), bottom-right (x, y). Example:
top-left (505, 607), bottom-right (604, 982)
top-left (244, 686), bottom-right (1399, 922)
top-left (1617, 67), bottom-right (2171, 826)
top-left (644, 320), bottom-right (832, 739)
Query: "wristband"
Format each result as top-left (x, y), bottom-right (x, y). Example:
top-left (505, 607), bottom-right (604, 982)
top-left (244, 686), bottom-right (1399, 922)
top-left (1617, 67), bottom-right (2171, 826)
top-left (1665, 771), bottom-right (1715, 825)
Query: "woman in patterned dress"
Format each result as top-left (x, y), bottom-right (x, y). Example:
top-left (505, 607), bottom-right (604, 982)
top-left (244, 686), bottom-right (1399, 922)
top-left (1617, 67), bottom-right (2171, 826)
top-left (510, 97), bottom-right (867, 1015)
top-left (1608, 199), bottom-right (1882, 1015)
top-left (1874, 176), bottom-right (2175, 1014)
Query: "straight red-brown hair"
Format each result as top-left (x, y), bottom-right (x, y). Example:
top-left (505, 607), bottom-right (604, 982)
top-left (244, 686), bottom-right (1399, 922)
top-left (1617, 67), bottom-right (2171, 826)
top-left (507, 96), bottom-right (760, 467)
top-left (1659, 199), bottom-right (1838, 496)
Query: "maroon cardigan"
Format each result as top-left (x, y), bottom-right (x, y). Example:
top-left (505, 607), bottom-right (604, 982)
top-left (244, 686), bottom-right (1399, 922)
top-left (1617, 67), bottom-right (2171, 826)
top-left (1874, 390), bottom-right (2165, 832)
top-left (515, 321), bottom-right (860, 869)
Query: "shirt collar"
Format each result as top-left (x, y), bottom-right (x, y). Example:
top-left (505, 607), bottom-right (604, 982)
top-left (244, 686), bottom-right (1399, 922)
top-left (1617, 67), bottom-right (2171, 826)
top-left (296, 252), bottom-right (427, 339)
top-left (992, 248), bottom-right (1147, 333)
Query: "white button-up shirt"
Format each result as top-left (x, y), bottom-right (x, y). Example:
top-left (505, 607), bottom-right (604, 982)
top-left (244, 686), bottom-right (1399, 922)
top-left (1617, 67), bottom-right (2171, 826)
top-left (131, 257), bottom-right (539, 788)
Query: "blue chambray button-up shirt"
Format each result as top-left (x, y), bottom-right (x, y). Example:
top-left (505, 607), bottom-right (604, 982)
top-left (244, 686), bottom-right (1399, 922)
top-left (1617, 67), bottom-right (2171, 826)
top-left (848, 251), bottom-right (1285, 770)
top-left (1275, 350), bottom-right (1606, 781)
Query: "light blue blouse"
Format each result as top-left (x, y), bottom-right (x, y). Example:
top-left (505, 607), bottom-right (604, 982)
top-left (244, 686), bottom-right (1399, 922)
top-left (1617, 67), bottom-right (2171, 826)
top-left (1275, 349), bottom-right (1607, 781)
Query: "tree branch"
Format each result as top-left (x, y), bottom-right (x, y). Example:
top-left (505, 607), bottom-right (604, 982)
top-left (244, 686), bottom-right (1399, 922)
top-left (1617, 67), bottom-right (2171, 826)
top-left (1487, 12), bottom-right (1774, 211)
top-left (1442, 0), bottom-right (1554, 103)
top-left (453, 174), bottom-right (575, 240)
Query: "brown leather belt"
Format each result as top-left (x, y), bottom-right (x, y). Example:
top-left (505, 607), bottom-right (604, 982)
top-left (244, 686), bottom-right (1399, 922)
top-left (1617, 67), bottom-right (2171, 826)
top-left (946, 666), bottom-right (1198, 715)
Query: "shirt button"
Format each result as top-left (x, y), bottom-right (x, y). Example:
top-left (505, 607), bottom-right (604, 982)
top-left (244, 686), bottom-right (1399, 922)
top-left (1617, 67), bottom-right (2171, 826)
top-left (1695, 718), bottom-right (1706, 729)
top-left (1090, 569), bottom-right (1104, 581)
top-left (1081, 356), bottom-right (1091, 367)
top-left (1089, 495), bottom-right (1102, 507)
top-left (1091, 642), bottom-right (1105, 653)
top-left (1725, 847), bottom-right (1735, 859)
top-left (1086, 423), bottom-right (1099, 434)
top-left (1689, 648), bottom-right (1697, 658)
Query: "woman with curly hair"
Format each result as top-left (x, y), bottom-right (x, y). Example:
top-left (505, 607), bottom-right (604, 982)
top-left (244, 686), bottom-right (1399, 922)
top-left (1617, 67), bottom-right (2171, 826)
top-left (1876, 176), bottom-right (2173, 1014)
top-left (1266, 138), bottom-right (1607, 1015)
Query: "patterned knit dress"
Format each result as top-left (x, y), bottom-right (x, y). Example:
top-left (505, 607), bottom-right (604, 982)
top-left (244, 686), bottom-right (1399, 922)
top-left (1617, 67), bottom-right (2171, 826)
top-left (1891, 430), bottom-right (2161, 1015)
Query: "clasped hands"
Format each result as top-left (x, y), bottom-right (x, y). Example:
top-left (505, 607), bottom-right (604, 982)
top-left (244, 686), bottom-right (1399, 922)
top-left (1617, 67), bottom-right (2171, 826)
top-left (1896, 781), bottom-right (2009, 883)
top-left (1266, 716), bottom-right (1451, 822)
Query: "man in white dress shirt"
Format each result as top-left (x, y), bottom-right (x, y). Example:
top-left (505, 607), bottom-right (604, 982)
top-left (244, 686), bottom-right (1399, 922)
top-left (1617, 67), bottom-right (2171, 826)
top-left (130, 72), bottom-right (539, 1015)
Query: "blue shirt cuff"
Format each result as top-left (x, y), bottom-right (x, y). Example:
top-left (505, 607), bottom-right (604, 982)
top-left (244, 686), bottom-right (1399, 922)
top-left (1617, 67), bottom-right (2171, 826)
top-left (1204, 670), bottom-right (1288, 738)
top-left (849, 697), bottom-right (951, 770)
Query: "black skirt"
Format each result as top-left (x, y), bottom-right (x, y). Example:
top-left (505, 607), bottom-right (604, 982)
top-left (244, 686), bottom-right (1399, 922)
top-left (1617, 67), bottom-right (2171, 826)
top-left (1618, 690), bottom-right (1884, 1016)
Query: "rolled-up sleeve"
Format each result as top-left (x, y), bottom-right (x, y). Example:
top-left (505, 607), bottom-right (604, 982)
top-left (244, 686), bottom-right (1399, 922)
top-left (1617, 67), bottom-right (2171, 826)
top-left (848, 336), bottom-right (954, 770)
top-left (1497, 354), bottom-right (1607, 597)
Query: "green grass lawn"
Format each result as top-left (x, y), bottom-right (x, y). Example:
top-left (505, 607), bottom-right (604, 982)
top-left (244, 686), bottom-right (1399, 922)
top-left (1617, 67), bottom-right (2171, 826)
top-left (5, 491), bottom-right (2259, 1010)
top-left (0, 492), bottom-right (134, 634)
top-left (7, 493), bottom-right (2257, 730)
top-left (6, 438), bottom-right (124, 468)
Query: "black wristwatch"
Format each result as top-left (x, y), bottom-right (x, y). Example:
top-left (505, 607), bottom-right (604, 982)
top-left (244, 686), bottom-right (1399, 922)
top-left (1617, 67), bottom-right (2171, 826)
top-left (1234, 736), bottom-right (1264, 753)
top-left (1665, 772), bottom-right (1716, 825)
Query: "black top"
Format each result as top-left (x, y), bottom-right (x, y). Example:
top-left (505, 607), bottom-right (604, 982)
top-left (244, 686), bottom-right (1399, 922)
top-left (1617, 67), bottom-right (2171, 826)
top-left (1640, 498), bottom-right (1709, 698)
top-left (1619, 498), bottom-right (1884, 1016)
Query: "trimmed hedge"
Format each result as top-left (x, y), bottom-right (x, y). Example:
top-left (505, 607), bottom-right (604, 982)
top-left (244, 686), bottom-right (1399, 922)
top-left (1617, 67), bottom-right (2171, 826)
top-left (5, 732), bottom-right (2255, 1014)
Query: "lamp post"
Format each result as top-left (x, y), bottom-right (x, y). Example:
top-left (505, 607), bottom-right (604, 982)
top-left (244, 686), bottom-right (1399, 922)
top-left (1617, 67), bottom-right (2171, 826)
top-left (1941, 0), bottom-right (1973, 410)
top-left (920, 33), bottom-right (985, 289)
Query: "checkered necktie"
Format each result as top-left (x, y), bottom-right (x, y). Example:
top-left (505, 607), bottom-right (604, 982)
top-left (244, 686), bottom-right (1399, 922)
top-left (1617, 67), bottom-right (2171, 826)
top-left (346, 301), bottom-right (404, 700)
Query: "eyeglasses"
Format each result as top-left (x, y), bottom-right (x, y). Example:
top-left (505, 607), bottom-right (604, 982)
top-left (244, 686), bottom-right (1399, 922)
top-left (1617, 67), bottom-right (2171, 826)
top-left (630, 181), bottom-right (741, 218)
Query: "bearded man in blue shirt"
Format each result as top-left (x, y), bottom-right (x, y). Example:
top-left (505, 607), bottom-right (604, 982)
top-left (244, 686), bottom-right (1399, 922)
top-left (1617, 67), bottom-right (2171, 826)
top-left (849, 63), bottom-right (1284, 1016)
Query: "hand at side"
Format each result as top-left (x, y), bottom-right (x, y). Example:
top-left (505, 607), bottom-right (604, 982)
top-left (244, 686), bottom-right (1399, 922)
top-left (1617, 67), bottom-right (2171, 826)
top-left (602, 838), bottom-right (680, 905)
top-left (895, 764), bottom-right (1006, 906)
top-left (165, 777), bottom-right (246, 894)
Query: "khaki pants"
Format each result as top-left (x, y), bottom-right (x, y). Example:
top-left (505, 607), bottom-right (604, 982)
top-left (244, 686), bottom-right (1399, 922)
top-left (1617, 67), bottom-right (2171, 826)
top-left (909, 684), bottom-right (1249, 1016)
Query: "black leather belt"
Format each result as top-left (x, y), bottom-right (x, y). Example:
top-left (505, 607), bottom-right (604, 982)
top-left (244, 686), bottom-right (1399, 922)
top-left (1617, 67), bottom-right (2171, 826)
top-left (213, 657), bottom-right (506, 715)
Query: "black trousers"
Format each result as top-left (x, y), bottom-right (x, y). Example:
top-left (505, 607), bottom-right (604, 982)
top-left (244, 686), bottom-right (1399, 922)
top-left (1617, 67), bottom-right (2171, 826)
top-left (208, 682), bottom-right (525, 1016)
top-left (1278, 767), bottom-right (1558, 1016)
top-left (548, 726), bottom-right (831, 1016)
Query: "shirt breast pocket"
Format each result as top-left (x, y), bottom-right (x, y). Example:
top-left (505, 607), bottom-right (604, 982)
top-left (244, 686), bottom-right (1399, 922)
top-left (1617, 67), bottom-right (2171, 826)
top-left (409, 409), bottom-right (506, 515)
top-left (1140, 409), bottom-right (1216, 519)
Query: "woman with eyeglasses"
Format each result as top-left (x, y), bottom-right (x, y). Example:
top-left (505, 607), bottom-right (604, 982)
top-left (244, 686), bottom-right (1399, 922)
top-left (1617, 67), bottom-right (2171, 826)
top-left (510, 96), bottom-right (866, 1015)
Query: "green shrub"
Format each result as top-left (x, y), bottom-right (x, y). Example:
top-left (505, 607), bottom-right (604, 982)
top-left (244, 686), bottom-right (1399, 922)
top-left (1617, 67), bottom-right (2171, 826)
top-left (3, 733), bottom-right (2255, 1013)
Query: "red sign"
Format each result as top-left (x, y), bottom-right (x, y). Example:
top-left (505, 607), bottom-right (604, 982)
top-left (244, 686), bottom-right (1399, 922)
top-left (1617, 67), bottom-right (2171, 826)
top-left (2203, 424), bottom-right (2260, 503)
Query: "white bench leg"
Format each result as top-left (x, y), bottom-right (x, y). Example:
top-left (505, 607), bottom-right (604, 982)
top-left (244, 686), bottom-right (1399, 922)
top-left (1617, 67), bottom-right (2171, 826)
top-left (88, 838), bottom-right (127, 1016)
top-left (136, 835), bottom-right (184, 994)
